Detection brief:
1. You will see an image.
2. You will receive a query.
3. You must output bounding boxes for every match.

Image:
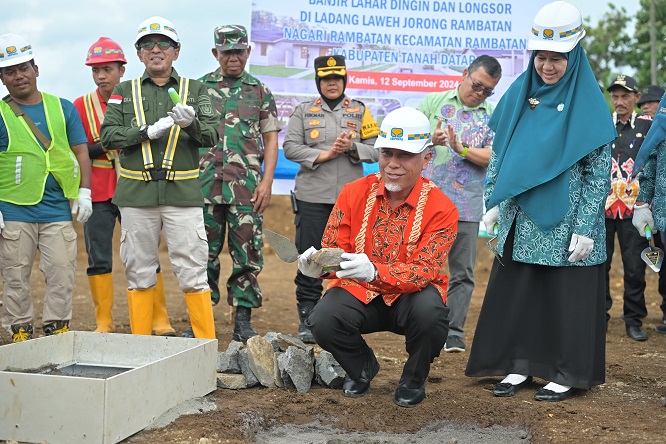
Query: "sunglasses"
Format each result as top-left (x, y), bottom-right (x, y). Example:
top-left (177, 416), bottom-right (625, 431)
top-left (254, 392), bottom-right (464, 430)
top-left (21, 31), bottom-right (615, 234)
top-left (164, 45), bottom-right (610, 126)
top-left (138, 41), bottom-right (175, 51)
top-left (468, 74), bottom-right (495, 97)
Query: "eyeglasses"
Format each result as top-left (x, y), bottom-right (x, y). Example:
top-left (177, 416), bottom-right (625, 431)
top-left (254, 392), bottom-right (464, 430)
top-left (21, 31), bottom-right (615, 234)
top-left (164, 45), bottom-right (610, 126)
top-left (138, 41), bottom-right (174, 51)
top-left (468, 74), bottom-right (495, 97)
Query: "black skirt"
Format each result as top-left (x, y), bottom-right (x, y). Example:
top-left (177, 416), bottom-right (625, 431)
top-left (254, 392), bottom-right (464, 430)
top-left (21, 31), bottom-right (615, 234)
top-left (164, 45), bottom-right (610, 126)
top-left (465, 224), bottom-right (606, 389)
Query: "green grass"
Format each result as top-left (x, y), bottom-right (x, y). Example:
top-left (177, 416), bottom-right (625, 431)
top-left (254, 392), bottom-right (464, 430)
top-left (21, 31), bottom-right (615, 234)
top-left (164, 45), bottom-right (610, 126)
top-left (249, 65), bottom-right (308, 77)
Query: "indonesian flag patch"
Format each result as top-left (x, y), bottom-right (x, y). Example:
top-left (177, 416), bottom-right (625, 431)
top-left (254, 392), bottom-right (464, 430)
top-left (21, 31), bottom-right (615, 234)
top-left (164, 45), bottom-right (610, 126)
top-left (108, 95), bottom-right (122, 105)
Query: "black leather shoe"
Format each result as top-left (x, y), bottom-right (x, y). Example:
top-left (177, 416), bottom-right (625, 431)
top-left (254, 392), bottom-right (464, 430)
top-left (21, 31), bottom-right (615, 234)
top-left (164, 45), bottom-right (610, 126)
top-left (394, 383), bottom-right (426, 408)
top-left (492, 376), bottom-right (533, 397)
top-left (534, 387), bottom-right (576, 402)
top-left (655, 323), bottom-right (666, 334)
top-left (342, 351), bottom-right (380, 398)
top-left (626, 325), bottom-right (648, 341)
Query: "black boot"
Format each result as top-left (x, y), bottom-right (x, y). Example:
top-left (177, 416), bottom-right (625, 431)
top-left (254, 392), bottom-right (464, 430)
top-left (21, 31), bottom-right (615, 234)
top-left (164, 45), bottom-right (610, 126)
top-left (232, 306), bottom-right (258, 343)
top-left (297, 302), bottom-right (316, 344)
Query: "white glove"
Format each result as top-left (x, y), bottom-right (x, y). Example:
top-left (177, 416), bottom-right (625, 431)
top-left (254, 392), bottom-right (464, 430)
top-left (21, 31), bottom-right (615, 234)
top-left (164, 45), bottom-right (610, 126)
top-left (297, 246), bottom-right (324, 278)
top-left (167, 103), bottom-right (196, 128)
top-left (482, 206), bottom-right (499, 235)
top-left (0, 210), bottom-right (4, 234)
top-left (632, 203), bottom-right (655, 237)
top-left (337, 252), bottom-right (376, 282)
top-left (567, 233), bottom-right (594, 263)
top-left (147, 116), bottom-right (175, 139)
top-left (72, 188), bottom-right (93, 224)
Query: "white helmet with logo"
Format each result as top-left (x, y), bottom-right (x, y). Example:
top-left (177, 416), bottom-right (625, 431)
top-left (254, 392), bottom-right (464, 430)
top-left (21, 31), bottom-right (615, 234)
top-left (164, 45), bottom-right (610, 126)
top-left (0, 33), bottom-right (34, 68)
top-left (375, 107), bottom-right (432, 154)
top-left (527, 1), bottom-right (585, 53)
top-left (134, 16), bottom-right (180, 49)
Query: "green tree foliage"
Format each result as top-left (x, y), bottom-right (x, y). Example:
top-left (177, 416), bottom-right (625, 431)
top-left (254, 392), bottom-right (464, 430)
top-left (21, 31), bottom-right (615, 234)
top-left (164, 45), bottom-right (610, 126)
top-left (625, 0), bottom-right (666, 87)
top-left (580, 4), bottom-right (633, 88)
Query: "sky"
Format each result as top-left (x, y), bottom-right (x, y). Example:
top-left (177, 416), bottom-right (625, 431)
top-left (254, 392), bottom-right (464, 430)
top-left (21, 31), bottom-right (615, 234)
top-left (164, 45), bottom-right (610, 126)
top-left (0, 0), bottom-right (640, 101)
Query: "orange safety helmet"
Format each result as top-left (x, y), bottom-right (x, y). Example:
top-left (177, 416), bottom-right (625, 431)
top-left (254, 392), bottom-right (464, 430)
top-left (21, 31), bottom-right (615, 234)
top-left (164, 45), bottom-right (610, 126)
top-left (85, 36), bottom-right (127, 66)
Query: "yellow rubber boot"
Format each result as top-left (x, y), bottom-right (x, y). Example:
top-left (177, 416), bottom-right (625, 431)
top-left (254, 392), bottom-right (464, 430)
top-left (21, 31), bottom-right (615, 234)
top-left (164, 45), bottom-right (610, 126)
top-left (127, 288), bottom-right (154, 335)
top-left (88, 273), bottom-right (115, 333)
top-left (184, 290), bottom-right (216, 339)
top-left (152, 272), bottom-right (176, 336)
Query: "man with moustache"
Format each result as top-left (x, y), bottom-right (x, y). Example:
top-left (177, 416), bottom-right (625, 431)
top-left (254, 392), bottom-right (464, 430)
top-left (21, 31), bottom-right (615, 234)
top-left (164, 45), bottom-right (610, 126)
top-left (101, 16), bottom-right (219, 338)
top-left (302, 107), bottom-right (458, 408)
top-left (604, 74), bottom-right (652, 341)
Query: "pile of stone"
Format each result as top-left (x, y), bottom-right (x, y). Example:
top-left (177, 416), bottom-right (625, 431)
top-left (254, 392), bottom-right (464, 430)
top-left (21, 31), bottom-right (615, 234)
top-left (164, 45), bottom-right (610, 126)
top-left (215, 332), bottom-right (346, 393)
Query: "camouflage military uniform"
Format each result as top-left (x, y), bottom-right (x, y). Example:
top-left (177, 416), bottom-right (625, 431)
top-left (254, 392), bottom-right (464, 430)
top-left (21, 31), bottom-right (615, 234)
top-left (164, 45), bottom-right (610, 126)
top-left (199, 68), bottom-right (279, 307)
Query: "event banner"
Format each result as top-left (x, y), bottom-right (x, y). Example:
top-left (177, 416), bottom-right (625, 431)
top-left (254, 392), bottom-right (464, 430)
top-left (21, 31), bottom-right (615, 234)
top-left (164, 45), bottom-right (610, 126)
top-left (249, 0), bottom-right (549, 191)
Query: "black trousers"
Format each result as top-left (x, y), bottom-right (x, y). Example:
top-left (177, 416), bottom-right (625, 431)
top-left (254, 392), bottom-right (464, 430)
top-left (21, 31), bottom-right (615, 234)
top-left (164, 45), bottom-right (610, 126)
top-left (294, 200), bottom-right (335, 305)
top-left (308, 285), bottom-right (449, 388)
top-left (605, 218), bottom-right (648, 326)
top-left (654, 232), bottom-right (666, 320)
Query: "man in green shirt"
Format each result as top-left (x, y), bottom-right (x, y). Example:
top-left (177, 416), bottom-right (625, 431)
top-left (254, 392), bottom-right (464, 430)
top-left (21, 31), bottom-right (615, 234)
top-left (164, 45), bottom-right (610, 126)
top-left (100, 16), bottom-right (219, 339)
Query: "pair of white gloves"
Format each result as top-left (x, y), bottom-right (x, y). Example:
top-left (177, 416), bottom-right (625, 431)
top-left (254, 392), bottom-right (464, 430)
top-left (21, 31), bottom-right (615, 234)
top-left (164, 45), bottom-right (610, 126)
top-left (297, 246), bottom-right (377, 282)
top-left (482, 206), bottom-right (594, 263)
top-left (147, 103), bottom-right (196, 139)
top-left (0, 187), bottom-right (93, 234)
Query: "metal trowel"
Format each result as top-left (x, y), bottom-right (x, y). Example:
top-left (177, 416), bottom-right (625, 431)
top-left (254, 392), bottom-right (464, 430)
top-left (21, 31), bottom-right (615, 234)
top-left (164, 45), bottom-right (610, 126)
top-left (641, 226), bottom-right (663, 272)
top-left (485, 223), bottom-right (504, 266)
top-left (264, 229), bottom-right (299, 263)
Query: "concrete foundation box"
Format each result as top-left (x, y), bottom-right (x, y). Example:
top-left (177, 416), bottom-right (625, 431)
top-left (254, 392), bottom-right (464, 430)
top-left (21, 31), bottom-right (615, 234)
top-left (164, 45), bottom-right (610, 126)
top-left (0, 331), bottom-right (217, 444)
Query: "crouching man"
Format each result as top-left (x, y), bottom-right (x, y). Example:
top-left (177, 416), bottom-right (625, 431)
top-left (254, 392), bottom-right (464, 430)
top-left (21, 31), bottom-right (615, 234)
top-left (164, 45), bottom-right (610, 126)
top-left (298, 107), bottom-right (458, 407)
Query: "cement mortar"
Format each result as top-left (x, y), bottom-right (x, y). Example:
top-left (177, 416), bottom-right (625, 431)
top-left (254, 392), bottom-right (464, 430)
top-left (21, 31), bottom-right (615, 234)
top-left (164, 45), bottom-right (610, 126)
top-left (253, 420), bottom-right (530, 443)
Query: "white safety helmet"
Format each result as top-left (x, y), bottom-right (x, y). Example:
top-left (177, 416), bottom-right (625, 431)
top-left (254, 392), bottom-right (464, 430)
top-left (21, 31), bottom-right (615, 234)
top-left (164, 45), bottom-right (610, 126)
top-left (134, 16), bottom-right (180, 49)
top-left (375, 107), bottom-right (432, 154)
top-left (0, 33), bottom-right (34, 68)
top-left (527, 1), bottom-right (585, 53)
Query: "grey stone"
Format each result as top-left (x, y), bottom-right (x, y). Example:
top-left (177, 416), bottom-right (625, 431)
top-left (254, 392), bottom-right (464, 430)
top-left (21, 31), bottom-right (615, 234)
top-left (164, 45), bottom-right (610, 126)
top-left (217, 340), bottom-right (243, 373)
top-left (277, 346), bottom-right (315, 393)
top-left (263, 331), bottom-right (281, 352)
top-left (276, 333), bottom-right (309, 352)
top-left (315, 350), bottom-right (346, 389)
top-left (216, 373), bottom-right (247, 390)
top-left (246, 336), bottom-right (277, 387)
top-left (238, 348), bottom-right (260, 387)
top-left (274, 351), bottom-right (285, 388)
top-left (310, 247), bottom-right (344, 271)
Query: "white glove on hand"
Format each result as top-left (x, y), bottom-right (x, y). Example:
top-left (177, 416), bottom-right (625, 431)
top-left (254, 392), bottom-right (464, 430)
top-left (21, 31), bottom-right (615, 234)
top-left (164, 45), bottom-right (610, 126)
top-left (337, 252), bottom-right (376, 282)
top-left (0, 210), bottom-right (5, 234)
top-left (567, 233), bottom-right (594, 263)
top-left (632, 203), bottom-right (655, 237)
top-left (482, 206), bottom-right (499, 235)
top-left (167, 103), bottom-right (196, 128)
top-left (72, 188), bottom-right (93, 224)
top-left (297, 246), bottom-right (324, 278)
top-left (147, 116), bottom-right (175, 139)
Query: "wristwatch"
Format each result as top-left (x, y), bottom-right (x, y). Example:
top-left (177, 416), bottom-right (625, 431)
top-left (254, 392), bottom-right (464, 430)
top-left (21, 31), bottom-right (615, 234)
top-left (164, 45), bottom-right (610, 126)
top-left (138, 124), bottom-right (150, 141)
top-left (347, 143), bottom-right (358, 156)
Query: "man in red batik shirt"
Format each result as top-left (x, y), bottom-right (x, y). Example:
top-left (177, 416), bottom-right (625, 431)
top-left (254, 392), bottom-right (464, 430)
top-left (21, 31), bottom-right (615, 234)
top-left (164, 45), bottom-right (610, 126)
top-left (298, 107), bottom-right (458, 408)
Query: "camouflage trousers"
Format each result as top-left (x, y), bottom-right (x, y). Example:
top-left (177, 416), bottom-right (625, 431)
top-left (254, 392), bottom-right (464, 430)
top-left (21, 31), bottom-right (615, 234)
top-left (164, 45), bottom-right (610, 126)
top-left (204, 204), bottom-right (263, 307)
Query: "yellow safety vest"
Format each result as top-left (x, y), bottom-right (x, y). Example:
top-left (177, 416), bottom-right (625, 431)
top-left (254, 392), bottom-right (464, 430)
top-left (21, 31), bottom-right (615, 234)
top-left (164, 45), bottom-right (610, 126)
top-left (0, 93), bottom-right (80, 205)
top-left (119, 77), bottom-right (199, 181)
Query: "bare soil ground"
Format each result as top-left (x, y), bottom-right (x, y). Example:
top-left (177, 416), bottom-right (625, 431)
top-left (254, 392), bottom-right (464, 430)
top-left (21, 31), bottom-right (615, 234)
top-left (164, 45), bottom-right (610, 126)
top-left (2, 195), bottom-right (665, 443)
